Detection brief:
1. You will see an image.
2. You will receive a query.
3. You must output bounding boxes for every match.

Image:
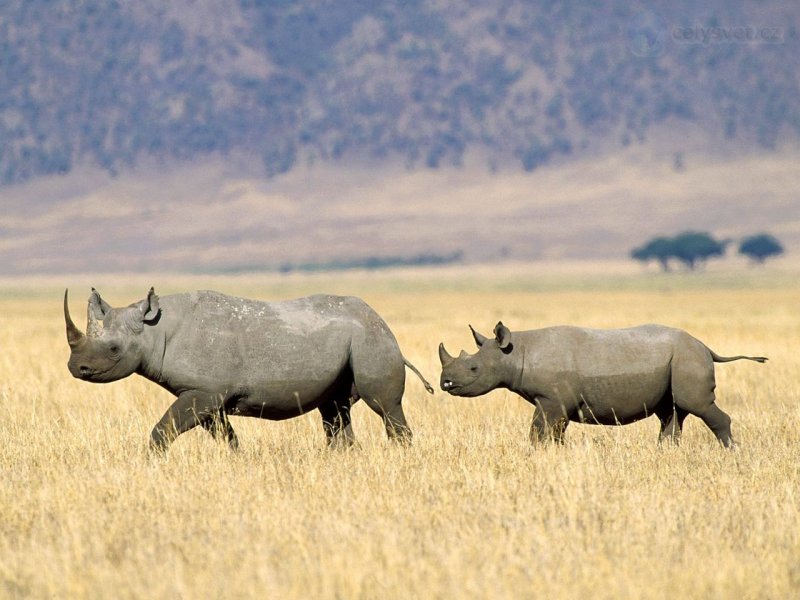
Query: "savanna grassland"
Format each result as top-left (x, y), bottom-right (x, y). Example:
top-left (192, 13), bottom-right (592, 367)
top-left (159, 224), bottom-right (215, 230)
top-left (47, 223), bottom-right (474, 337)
top-left (1, 265), bottom-right (799, 599)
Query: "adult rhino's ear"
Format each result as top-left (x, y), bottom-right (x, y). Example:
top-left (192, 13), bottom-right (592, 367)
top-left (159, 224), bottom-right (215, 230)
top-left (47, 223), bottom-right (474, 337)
top-left (469, 325), bottom-right (489, 347)
top-left (88, 287), bottom-right (111, 320)
top-left (135, 287), bottom-right (160, 323)
top-left (494, 321), bottom-right (512, 350)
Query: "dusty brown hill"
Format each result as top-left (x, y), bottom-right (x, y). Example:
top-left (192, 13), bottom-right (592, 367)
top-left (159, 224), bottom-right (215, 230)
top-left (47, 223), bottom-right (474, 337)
top-left (1, 149), bottom-right (797, 275)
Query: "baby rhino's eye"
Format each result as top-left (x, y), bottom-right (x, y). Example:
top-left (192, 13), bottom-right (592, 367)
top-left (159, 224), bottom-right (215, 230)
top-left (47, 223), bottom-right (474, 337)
top-left (109, 344), bottom-right (120, 355)
top-left (470, 366), bottom-right (478, 372)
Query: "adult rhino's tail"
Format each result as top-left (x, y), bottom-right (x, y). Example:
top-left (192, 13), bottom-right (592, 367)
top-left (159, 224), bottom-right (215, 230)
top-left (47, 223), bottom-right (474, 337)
top-left (404, 358), bottom-right (435, 394)
top-left (707, 347), bottom-right (768, 364)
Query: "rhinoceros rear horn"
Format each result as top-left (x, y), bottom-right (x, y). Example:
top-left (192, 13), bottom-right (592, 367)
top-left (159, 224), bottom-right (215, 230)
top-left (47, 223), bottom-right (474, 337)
top-left (470, 325), bottom-right (489, 348)
top-left (86, 288), bottom-right (104, 338)
top-left (438, 343), bottom-right (455, 366)
top-left (64, 289), bottom-right (84, 347)
top-left (89, 287), bottom-right (111, 319)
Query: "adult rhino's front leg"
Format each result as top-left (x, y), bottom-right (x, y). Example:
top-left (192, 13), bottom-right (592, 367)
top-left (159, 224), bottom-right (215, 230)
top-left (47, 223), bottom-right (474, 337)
top-left (200, 407), bottom-right (240, 451)
top-left (150, 390), bottom-right (233, 452)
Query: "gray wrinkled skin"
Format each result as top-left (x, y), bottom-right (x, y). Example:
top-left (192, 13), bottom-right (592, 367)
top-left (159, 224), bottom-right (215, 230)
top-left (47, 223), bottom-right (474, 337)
top-left (439, 321), bottom-right (767, 447)
top-left (65, 288), bottom-right (434, 452)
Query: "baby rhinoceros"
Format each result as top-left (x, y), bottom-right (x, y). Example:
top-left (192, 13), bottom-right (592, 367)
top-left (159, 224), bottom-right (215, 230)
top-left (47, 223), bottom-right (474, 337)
top-left (65, 288), bottom-right (434, 451)
top-left (439, 322), bottom-right (767, 447)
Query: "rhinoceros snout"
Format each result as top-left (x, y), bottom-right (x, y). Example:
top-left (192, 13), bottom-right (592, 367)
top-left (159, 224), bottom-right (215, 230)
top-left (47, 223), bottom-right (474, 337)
top-left (441, 379), bottom-right (454, 391)
top-left (68, 360), bottom-right (94, 380)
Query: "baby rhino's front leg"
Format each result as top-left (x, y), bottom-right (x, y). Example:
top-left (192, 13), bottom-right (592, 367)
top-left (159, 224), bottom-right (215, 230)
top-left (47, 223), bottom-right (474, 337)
top-left (529, 397), bottom-right (569, 444)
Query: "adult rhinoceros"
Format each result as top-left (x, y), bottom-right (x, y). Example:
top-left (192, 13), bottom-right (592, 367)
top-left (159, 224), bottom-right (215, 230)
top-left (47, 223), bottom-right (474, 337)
top-left (65, 288), bottom-right (433, 451)
top-left (439, 321), bottom-right (766, 447)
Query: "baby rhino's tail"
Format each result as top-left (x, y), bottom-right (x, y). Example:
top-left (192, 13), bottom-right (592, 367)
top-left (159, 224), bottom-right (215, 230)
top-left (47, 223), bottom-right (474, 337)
top-left (404, 358), bottom-right (435, 394)
top-left (708, 348), bottom-right (768, 364)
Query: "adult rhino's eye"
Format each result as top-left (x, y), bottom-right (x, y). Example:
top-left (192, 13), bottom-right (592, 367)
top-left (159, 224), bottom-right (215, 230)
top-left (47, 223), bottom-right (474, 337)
top-left (109, 344), bottom-right (120, 355)
top-left (470, 366), bottom-right (478, 372)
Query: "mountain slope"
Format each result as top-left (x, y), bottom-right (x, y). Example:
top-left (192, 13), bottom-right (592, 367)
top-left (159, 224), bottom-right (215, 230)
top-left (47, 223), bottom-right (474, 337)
top-left (0, 1), bottom-right (798, 183)
top-left (1, 150), bottom-right (797, 275)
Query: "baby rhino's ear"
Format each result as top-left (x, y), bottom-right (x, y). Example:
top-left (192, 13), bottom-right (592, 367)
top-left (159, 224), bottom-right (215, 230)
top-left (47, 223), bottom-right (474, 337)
top-left (135, 287), bottom-right (160, 323)
top-left (494, 321), bottom-right (512, 350)
top-left (139, 287), bottom-right (159, 323)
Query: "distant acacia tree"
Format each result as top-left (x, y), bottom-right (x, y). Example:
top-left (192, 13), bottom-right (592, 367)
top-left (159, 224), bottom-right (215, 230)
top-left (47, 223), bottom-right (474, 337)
top-left (739, 234), bottom-right (784, 264)
top-left (670, 231), bottom-right (727, 270)
top-left (631, 237), bottom-right (675, 271)
top-left (631, 231), bottom-right (727, 271)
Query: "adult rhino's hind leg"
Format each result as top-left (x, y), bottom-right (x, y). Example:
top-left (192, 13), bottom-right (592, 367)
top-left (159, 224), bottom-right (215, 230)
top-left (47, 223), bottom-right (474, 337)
top-left (363, 395), bottom-right (412, 443)
top-left (318, 397), bottom-right (355, 448)
top-left (352, 357), bottom-right (412, 443)
top-left (348, 314), bottom-right (414, 443)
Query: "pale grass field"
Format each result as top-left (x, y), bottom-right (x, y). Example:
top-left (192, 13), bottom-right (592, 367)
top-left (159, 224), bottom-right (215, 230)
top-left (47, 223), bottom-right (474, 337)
top-left (1, 268), bottom-right (799, 599)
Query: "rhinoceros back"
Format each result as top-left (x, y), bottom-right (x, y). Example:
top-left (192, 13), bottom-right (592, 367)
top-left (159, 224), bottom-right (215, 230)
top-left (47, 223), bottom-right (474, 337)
top-left (156, 291), bottom-right (376, 397)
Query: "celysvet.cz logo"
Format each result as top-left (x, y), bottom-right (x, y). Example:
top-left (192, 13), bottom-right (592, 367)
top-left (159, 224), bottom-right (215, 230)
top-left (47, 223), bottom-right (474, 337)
top-left (673, 25), bottom-right (784, 44)
top-left (628, 11), bottom-right (667, 57)
top-left (628, 12), bottom-right (786, 56)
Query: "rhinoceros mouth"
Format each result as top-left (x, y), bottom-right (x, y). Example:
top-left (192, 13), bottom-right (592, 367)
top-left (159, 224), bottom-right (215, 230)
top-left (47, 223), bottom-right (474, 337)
top-left (440, 377), bottom-right (480, 395)
top-left (71, 366), bottom-right (97, 380)
top-left (69, 363), bottom-right (109, 382)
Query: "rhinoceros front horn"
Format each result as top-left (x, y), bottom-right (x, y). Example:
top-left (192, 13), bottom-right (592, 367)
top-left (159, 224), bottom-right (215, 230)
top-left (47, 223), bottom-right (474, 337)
top-left (64, 289), bottom-right (84, 347)
top-left (438, 343), bottom-right (455, 366)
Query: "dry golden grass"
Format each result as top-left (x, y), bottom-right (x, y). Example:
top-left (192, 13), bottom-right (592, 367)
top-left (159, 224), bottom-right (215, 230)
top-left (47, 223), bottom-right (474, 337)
top-left (1, 269), bottom-right (799, 599)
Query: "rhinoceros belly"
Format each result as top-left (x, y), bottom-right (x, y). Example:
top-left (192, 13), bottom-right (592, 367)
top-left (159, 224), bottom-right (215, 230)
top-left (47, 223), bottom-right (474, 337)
top-left (571, 371), bottom-right (670, 425)
top-left (230, 364), bottom-right (354, 420)
top-left (565, 330), bottom-right (673, 424)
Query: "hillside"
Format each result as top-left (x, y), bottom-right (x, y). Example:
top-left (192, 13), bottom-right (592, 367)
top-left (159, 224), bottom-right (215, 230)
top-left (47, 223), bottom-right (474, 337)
top-left (1, 149), bottom-right (798, 275)
top-left (1, 1), bottom-right (798, 183)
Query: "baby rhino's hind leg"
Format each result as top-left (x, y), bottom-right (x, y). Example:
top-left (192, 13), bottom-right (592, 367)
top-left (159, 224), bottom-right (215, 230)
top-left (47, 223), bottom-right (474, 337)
top-left (318, 396), bottom-right (355, 448)
top-left (672, 354), bottom-right (735, 448)
top-left (655, 390), bottom-right (688, 446)
top-left (695, 403), bottom-right (734, 448)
